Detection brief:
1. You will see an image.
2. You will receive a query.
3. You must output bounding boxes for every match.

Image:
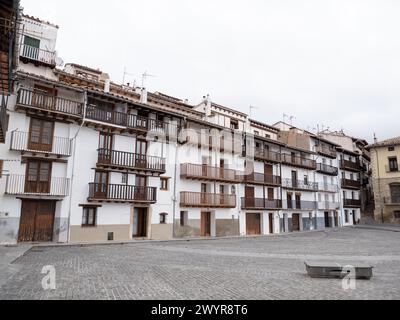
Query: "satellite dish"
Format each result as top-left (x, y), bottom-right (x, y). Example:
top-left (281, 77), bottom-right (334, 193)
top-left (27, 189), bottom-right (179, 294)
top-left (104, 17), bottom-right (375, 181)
top-left (55, 56), bottom-right (64, 67)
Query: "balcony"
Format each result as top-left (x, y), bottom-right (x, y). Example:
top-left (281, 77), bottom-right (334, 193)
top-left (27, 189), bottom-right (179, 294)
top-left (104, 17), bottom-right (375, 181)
top-left (20, 44), bottom-right (56, 67)
top-left (253, 148), bottom-right (282, 163)
top-left (282, 154), bottom-right (317, 170)
top-left (97, 149), bottom-right (166, 175)
top-left (318, 183), bottom-right (339, 193)
top-left (88, 183), bottom-right (157, 203)
top-left (0, 104), bottom-right (7, 143)
top-left (180, 164), bottom-right (242, 184)
top-left (5, 174), bottom-right (70, 197)
top-left (316, 145), bottom-right (337, 158)
top-left (285, 200), bottom-right (318, 210)
top-left (17, 88), bottom-right (84, 119)
top-left (343, 199), bottom-right (361, 208)
top-left (241, 198), bottom-right (282, 210)
top-left (316, 163), bottom-right (338, 176)
top-left (10, 131), bottom-right (72, 157)
top-left (282, 179), bottom-right (318, 191)
top-left (86, 105), bottom-right (127, 127)
top-left (340, 159), bottom-right (361, 172)
top-left (180, 192), bottom-right (236, 208)
top-left (318, 202), bottom-right (340, 211)
top-left (341, 179), bottom-right (361, 190)
top-left (243, 173), bottom-right (281, 186)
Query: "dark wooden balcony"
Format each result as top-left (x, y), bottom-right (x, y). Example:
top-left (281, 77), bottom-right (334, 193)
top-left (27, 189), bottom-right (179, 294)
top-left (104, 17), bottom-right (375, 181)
top-left (88, 183), bottom-right (157, 203)
top-left (19, 44), bottom-right (56, 67)
top-left (180, 164), bottom-right (242, 184)
top-left (340, 159), bottom-right (361, 172)
top-left (97, 149), bottom-right (166, 174)
top-left (241, 198), bottom-right (282, 210)
top-left (243, 173), bottom-right (281, 186)
top-left (180, 192), bottom-right (236, 208)
top-left (343, 199), bottom-right (361, 208)
top-left (10, 131), bottom-right (72, 157)
top-left (282, 179), bottom-right (318, 191)
top-left (86, 105), bottom-right (128, 127)
top-left (285, 200), bottom-right (318, 210)
top-left (316, 163), bottom-right (338, 176)
top-left (316, 145), bottom-right (337, 158)
top-left (5, 174), bottom-right (70, 197)
top-left (17, 88), bottom-right (84, 119)
top-left (253, 148), bottom-right (282, 163)
top-left (341, 179), bottom-right (361, 190)
top-left (282, 154), bottom-right (317, 170)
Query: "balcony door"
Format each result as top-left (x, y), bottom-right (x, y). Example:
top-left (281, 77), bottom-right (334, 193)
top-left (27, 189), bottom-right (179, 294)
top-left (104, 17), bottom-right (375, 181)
top-left (201, 212), bottom-right (211, 237)
top-left (135, 175), bottom-right (147, 201)
top-left (245, 186), bottom-right (255, 208)
top-left (25, 161), bottom-right (52, 194)
top-left (94, 171), bottom-right (109, 199)
top-left (135, 139), bottom-right (148, 169)
top-left (295, 194), bottom-right (301, 210)
top-left (28, 118), bottom-right (54, 152)
top-left (291, 171), bottom-right (298, 188)
top-left (23, 36), bottom-right (40, 60)
top-left (201, 183), bottom-right (208, 205)
top-left (98, 132), bottom-right (113, 164)
top-left (287, 193), bottom-right (293, 209)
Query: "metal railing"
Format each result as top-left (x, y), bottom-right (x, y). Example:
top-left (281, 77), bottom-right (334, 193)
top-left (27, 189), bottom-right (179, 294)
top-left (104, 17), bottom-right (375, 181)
top-left (285, 200), bottom-right (318, 210)
top-left (343, 199), bottom-right (362, 207)
top-left (20, 44), bottom-right (56, 66)
top-left (98, 149), bottom-right (166, 172)
top-left (241, 198), bottom-right (282, 210)
top-left (282, 154), bottom-right (317, 170)
top-left (180, 192), bottom-right (236, 208)
top-left (180, 164), bottom-right (242, 183)
top-left (316, 163), bottom-right (338, 176)
top-left (318, 183), bottom-right (339, 193)
top-left (10, 131), bottom-right (72, 157)
top-left (5, 174), bottom-right (70, 197)
top-left (88, 183), bottom-right (157, 202)
top-left (282, 179), bottom-right (318, 191)
top-left (17, 88), bottom-right (84, 117)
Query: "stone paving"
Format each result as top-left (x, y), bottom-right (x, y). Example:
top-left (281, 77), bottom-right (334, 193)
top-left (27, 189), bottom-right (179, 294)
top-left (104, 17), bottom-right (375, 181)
top-left (0, 228), bottom-right (400, 300)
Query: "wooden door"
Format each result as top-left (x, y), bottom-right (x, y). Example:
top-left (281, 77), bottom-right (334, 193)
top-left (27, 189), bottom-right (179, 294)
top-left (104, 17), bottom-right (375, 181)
top-left (25, 161), bottom-right (52, 194)
top-left (292, 214), bottom-right (300, 232)
top-left (98, 132), bottom-right (113, 164)
top-left (246, 213), bottom-right (261, 235)
top-left (324, 212), bottom-right (330, 228)
top-left (94, 171), bottom-right (108, 198)
top-left (245, 186), bottom-right (255, 208)
top-left (352, 210), bottom-right (357, 225)
top-left (135, 139), bottom-right (148, 168)
top-left (18, 201), bottom-right (55, 242)
top-left (133, 208), bottom-right (148, 238)
top-left (200, 183), bottom-right (208, 205)
top-left (269, 213), bottom-right (274, 234)
top-left (334, 212), bottom-right (339, 227)
top-left (28, 118), bottom-right (54, 152)
top-left (201, 212), bottom-right (211, 237)
top-left (267, 188), bottom-right (274, 200)
top-left (135, 175), bottom-right (147, 200)
top-left (264, 164), bottom-right (273, 179)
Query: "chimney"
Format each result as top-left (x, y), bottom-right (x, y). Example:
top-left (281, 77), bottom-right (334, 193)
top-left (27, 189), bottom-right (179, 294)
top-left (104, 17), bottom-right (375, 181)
top-left (104, 79), bottom-right (110, 93)
top-left (140, 88), bottom-right (148, 104)
top-left (205, 94), bottom-right (212, 117)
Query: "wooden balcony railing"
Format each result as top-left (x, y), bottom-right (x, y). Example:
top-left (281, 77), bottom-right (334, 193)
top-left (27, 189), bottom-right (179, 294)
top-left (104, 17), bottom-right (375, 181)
top-left (17, 88), bottom-right (84, 117)
top-left (316, 163), bottom-right (338, 176)
top-left (98, 149), bottom-right (166, 173)
top-left (180, 192), bottom-right (236, 208)
top-left (343, 199), bottom-right (361, 208)
top-left (180, 164), bottom-right (242, 183)
top-left (86, 105), bottom-right (127, 127)
top-left (340, 159), bottom-right (361, 172)
top-left (20, 44), bottom-right (56, 66)
top-left (253, 148), bottom-right (282, 163)
top-left (88, 183), bottom-right (157, 203)
top-left (243, 173), bottom-right (281, 186)
top-left (318, 202), bottom-right (340, 210)
top-left (5, 174), bottom-right (70, 197)
top-left (316, 145), bottom-right (337, 158)
top-left (241, 198), bottom-right (282, 210)
top-left (285, 200), bottom-right (318, 210)
top-left (341, 179), bottom-right (361, 189)
top-left (282, 154), bottom-right (317, 170)
top-left (10, 131), bottom-right (72, 157)
top-left (282, 179), bottom-right (318, 191)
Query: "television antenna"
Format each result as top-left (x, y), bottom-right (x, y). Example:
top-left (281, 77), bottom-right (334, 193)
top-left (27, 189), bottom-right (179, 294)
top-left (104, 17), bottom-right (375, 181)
top-left (122, 67), bottom-right (135, 86)
top-left (249, 106), bottom-right (259, 118)
top-left (141, 71), bottom-right (157, 89)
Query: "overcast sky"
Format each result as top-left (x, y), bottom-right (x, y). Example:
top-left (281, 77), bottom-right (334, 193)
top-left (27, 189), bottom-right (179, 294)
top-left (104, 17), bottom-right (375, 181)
top-left (21, 0), bottom-right (400, 142)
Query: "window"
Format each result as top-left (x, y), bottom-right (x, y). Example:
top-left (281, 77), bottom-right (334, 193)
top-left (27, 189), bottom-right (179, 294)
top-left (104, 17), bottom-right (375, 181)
top-left (160, 213), bottom-right (168, 224)
top-left (389, 146), bottom-right (395, 152)
top-left (394, 211), bottom-right (400, 219)
top-left (304, 175), bottom-right (309, 185)
top-left (160, 177), bottom-right (169, 191)
top-left (180, 211), bottom-right (187, 227)
top-left (254, 130), bottom-right (260, 136)
top-left (388, 157), bottom-right (398, 172)
top-left (390, 184), bottom-right (400, 203)
top-left (231, 185), bottom-right (236, 195)
top-left (230, 120), bottom-right (239, 130)
top-left (82, 207), bottom-right (97, 227)
top-left (265, 134), bottom-right (271, 139)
